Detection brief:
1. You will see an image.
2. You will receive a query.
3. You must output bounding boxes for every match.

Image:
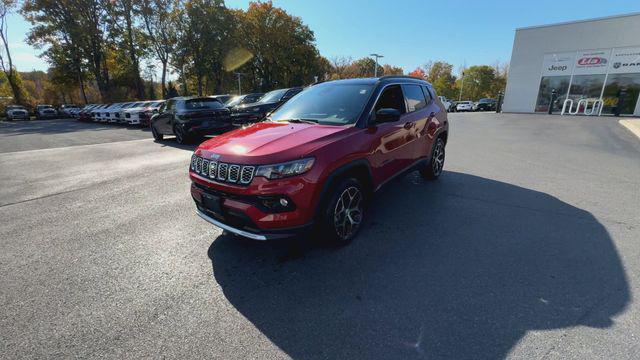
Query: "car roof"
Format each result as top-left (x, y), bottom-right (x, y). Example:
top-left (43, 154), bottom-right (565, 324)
top-left (317, 76), bottom-right (431, 87)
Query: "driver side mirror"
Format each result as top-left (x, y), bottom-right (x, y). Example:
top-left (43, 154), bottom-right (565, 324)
top-left (374, 108), bottom-right (401, 123)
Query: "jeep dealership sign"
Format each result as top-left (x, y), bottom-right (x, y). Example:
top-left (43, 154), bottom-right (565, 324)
top-left (541, 52), bottom-right (575, 76)
top-left (542, 47), bottom-right (640, 78)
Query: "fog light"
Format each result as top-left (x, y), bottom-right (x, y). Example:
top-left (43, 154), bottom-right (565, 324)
top-left (279, 198), bottom-right (289, 207)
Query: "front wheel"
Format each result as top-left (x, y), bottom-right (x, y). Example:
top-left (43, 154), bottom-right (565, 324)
top-left (320, 178), bottom-right (365, 245)
top-left (421, 137), bottom-right (445, 180)
top-left (151, 124), bottom-right (163, 142)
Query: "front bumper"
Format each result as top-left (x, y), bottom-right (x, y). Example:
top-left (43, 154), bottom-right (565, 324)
top-left (196, 209), bottom-right (312, 240)
top-left (190, 171), bottom-right (319, 239)
top-left (7, 113), bottom-right (29, 120)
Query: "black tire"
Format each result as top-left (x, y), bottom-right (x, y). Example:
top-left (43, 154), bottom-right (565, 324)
top-left (173, 124), bottom-right (189, 144)
top-left (151, 124), bottom-right (163, 142)
top-left (421, 137), bottom-right (445, 180)
top-left (319, 178), bottom-right (365, 245)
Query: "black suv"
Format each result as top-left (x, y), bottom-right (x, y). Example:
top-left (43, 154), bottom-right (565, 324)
top-left (150, 97), bottom-right (232, 144)
top-left (473, 98), bottom-right (497, 112)
top-left (230, 87), bottom-right (303, 125)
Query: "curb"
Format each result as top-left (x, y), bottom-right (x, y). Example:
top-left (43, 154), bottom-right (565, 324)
top-left (619, 119), bottom-right (640, 140)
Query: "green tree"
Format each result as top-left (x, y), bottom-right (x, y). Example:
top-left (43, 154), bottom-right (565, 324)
top-left (141, 0), bottom-right (177, 98)
top-left (236, 1), bottom-right (326, 91)
top-left (424, 61), bottom-right (457, 99)
top-left (458, 65), bottom-right (499, 100)
top-left (105, 0), bottom-right (146, 99)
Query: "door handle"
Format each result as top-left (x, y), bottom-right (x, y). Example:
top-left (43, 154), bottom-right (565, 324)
top-left (404, 122), bottom-right (414, 129)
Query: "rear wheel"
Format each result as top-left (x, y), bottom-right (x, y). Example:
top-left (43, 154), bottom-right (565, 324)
top-left (151, 124), bottom-right (163, 142)
top-left (421, 137), bottom-right (445, 180)
top-left (320, 178), bottom-right (365, 245)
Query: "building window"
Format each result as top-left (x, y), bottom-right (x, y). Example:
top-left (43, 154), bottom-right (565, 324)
top-left (601, 73), bottom-right (640, 115)
top-left (568, 74), bottom-right (606, 102)
top-left (535, 76), bottom-right (570, 113)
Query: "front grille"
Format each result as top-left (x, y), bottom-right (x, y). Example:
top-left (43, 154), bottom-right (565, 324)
top-left (125, 113), bottom-right (131, 118)
top-left (190, 155), bottom-right (256, 186)
top-left (240, 166), bottom-right (254, 184)
top-left (217, 163), bottom-right (228, 181)
top-left (228, 165), bottom-right (240, 182)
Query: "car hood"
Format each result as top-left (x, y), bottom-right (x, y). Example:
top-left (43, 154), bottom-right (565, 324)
top-left (195, 121), bottom-right (354, 164)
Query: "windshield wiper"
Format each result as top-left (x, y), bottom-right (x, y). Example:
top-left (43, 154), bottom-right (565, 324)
top-left (286, 118), bottom-right (318, 124)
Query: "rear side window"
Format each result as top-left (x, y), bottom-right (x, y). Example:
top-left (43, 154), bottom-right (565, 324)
top-left (402, 84), bottom-right (427, 112)
top-left (182, 99), bottom-right (224, 110)
top-left (374, 85), bottom-right (406, 114)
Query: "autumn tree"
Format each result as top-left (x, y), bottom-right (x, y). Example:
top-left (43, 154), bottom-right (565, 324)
top-left (408, 67), bottom-right (425, 79)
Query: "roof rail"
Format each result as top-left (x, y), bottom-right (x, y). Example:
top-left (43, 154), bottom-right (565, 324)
top-left (378, 75), bottom-right (426, 81)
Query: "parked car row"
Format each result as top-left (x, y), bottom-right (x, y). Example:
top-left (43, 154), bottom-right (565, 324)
top-left (447, 98), bottom-right (498, 112)
top-left (150, 88), bottom-right (302, 144)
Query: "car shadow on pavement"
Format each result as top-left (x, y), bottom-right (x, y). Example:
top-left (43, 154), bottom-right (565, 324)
top-left (207, 171), bottom-right (629, 359)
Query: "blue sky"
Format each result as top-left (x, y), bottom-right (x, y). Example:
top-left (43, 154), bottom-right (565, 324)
top-left (6, 0), bottom-right (640, 75)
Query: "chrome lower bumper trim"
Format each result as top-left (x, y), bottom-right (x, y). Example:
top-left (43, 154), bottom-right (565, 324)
top-left (196, 209), bottom-right (268, 240)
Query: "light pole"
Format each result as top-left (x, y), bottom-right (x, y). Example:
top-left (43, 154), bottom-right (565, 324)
top-left (370, 53), bottom-right (384, 77)
top-left (234, 72), bottom-right (244, 95)
top-left (458, 71), bottom-right (465, 101)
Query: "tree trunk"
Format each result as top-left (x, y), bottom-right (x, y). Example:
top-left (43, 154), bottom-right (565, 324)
top-left (161, 61), bottom-right (167, 99)
top-left (78, 70), bottom-right (88, 104)
top-left (124, 3), bottom-right (145, 99)
top-left (197, 74), bottom-right (203, 96)
top-left (0, 29), bottom-right (23, 105)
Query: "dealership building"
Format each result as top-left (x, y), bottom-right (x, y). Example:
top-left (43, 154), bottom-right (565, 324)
top-left (503, 12), bottom-right (640, 116)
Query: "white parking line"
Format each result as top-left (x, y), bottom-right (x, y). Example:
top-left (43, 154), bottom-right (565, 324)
top-left (0, 138), bottom-right (154, 156)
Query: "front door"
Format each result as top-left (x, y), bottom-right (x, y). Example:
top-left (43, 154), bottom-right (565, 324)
top-left (368, 84), bottom-right (416, 185)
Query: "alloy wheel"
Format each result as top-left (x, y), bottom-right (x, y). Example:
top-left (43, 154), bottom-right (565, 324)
top-left (432, 139), bottom-right (445, 176)
top-left (333, 186), bottom-right (363, 241)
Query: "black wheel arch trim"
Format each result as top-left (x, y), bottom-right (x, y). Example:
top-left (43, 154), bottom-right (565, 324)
top-left (314, 158), bottom-right (374, 217)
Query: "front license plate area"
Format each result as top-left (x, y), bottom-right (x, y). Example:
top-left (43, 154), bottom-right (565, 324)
top-left (202, 193), bottom-right (222, 214)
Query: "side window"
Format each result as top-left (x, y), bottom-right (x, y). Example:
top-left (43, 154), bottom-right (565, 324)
top-left (424, 86), bottom-right (435, 101)
top-left (166, 100), bottom-right (176, 111)
top-left (402, 84), bottom-right (428, 112)
top-left (374, 85), bottom-right (406, 115)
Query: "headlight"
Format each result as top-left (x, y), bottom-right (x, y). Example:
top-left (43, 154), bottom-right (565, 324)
top-left (255, 158), bottom-right (315, 180)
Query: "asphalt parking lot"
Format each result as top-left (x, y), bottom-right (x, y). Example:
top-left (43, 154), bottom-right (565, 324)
top-left (1, 114), bottom-right (639, 359)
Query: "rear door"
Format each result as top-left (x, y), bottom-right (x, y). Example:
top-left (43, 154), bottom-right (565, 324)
top-left (405, 84), bottom-right (442, 160)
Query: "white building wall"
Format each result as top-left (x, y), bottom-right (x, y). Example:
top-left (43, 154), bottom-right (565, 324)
top-left (503, 13), bottom-right (640, 114)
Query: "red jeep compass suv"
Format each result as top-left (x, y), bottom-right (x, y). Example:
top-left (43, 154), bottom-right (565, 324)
top-left (189, 76), bottom-right (448, 244)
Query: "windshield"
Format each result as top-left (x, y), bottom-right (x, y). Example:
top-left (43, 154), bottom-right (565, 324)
top-left (184, 98), bottom-right (224, 109)
top-left (257, 89), bottom-right (287, 104)
top-left (269, 83), bottom-right (374, 125)
top-left (225, 96), bottom-right (243, 107)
